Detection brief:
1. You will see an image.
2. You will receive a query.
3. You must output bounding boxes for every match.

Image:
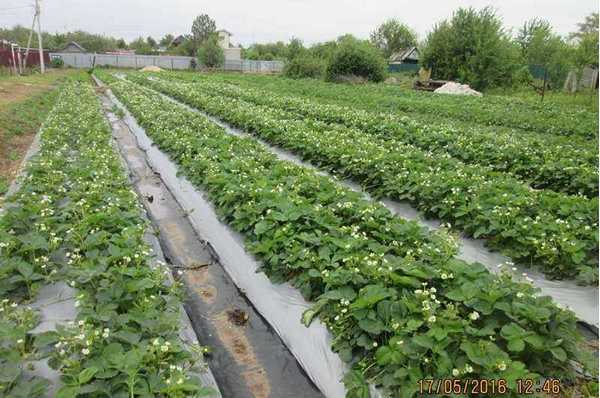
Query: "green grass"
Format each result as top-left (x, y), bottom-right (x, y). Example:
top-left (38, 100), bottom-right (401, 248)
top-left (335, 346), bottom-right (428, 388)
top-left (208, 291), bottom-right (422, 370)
top-left (0, 176), bottom-right (8, 195)
top-left (0, 70), bottom-right (84, 200)
top-left (0, 89), bottom-right (60, 137)
top-left (486, 86), bottom-right (599, 112)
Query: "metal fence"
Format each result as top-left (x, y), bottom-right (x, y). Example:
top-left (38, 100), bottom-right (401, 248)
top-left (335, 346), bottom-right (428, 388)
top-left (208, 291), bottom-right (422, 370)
top-left (50, 52), bottom-right (284, 73)
top-left (50, 52), bottom-right (194, 70)
top-left (224, 59), bottom-right (284, 73)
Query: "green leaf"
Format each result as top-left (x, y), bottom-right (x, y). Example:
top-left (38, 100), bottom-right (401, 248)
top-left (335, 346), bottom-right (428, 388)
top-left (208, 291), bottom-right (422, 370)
top-left (412, 334), bottom-right (434, 349)
top-left (301, 299), bottom-right (327, 326)
top-left (550, 347), bottom-right (567, 362)
top-left (507, 339), bottom-right (525, 352)
top-left (56, 386), bottom-right (80, 398)
top-left (358, 318), bottom-right (385, 334)
top-left (351, 285), bottom-right (393, 309)
top-left (78, 367), bottom-right (99, 384)
top-left (405, 319), bottom-right (423, 332)
top-left (254, 220), bottom-right (270, 235)
top-left (113, 330), bottom-right (141, 345)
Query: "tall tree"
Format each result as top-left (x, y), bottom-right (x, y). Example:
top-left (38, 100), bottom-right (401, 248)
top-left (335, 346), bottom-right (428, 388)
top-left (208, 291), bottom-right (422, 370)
top-left (146, 36), bottom-right (157, 49)
top-left (370, 19), bottom-right (417, 58)
top-left (191, 14), bottom-right (216, 45)
top-left (517, 18), bottom-right (571, 86)
top-left (569, 12), bottom-right (599, 40)
top-left (286, 37), bottom-right (305, 60)
top-left (129, 37), bottom-right (156, 55)
top-left (421, 7), bottom-right (520, 90)
top-left (570, 13), bottom-right (599, 68)
top-left (159, 33), bottom-right (175, 47)
top-left (198, 35), bottom-right (224, 67)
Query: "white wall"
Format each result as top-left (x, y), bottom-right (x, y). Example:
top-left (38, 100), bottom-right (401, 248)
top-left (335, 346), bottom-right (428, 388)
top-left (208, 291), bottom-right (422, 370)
top-left (218, 31), bottom-right (231, 49)
top-left (223, 48), bottom-right (241, 61)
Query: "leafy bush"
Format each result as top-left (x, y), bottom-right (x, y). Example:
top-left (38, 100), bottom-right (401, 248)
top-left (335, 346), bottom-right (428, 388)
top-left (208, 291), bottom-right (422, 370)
top-left (421, 7), bottom-right (521, 90)
top-left (283, 55), bottom-right (325, 79)
top-left (50, 57), bottom-right (64, 68)
top-left (198, 36), bottom-right (224, 68)
top-left (325, 38), bottom-right (387, 83)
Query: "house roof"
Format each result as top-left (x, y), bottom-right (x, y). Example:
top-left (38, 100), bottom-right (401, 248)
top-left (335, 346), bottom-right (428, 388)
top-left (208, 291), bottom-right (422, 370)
top-left (63, 41), bottom-right (86, 52)
top-left (171, 35), bottom-right (186, 45)
top-left (389, 47), bottom-right (418, 62)
top-left (217, 29), bottom-right (232, 36)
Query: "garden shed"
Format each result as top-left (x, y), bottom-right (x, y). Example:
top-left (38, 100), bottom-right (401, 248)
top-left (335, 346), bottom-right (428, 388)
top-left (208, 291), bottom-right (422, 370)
top-left (61, 41), bottom-right (86, 53)
top-left (388, 46), bottom-right (420, 72)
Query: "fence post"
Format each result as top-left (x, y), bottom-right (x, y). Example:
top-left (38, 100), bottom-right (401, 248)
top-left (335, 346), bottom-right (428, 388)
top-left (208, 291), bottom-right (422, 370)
top-left (116, 55), bottom-right (119, 68)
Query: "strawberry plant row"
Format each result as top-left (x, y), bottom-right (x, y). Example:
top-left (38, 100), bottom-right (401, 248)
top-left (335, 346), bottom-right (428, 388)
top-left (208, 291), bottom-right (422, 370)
top-left (0, 82), bottom-right (215, 397)
top-left (174, 71), bottom-right (598, 139)
top-left (156, 74), bottom-right (597, 198)
top-left (125, 74), bottom-right (599, 284)
top-left (95, 71), bottom-right (597, 397)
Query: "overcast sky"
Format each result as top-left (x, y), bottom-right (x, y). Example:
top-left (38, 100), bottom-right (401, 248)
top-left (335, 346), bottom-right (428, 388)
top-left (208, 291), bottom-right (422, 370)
top-left (0, 0), bottom-right (596, 46)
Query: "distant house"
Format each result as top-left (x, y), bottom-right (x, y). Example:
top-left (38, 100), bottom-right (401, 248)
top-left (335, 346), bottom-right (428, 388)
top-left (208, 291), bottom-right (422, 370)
top-left (61, 41), bottom-right (86, 53)
top-left (170, 35), bottom-right (186, 47)
top-left (388, 47), bottom-right (420, 73)
top-left (389, 47), bottom-right (419, 65)
top-left (217, 29), bottom-right (241, 62)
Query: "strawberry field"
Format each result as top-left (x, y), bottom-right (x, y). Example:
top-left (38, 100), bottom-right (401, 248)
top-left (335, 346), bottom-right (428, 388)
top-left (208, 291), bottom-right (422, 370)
top-left (1, 70), bottom-right (598, 398)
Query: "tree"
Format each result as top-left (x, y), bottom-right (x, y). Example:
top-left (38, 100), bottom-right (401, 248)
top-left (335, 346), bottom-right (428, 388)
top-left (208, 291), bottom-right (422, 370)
top-left (570, 13), bottom-right (599, 68)
top-left (574, 31), bottom-right (599, 68)
top-left (116, 38), bottom-right (127, 49)
top-left (326, 36), bottom-right (387, 82)
top-left (191, 14), bottom-right (216, 45)
top-left (421, 7), bottom-right (520, 90)
top-left (309, 41), bottom-right (338, 61)
top-left (169, 35), bottom-right (196, 56)
top-left (129, 37), bottom-right (156, 55)
top-left (569, 12), bottom-right (599, 40)
top-left (146, 36), bottom-right (157, 49)
top-left (370, 19), bottom-right (417, 58)
top-left (159, 34), bottom-right (175, 48)
top-left (286, 37), bottom-right (305, 60)
top-left (198, 35), bottom-right (224, 67)
top-left (243, 41), bottom-right (287, 60)
top-left (517, 18), bottom-right (571, 87)
top-left (283, 55), bottom-right (326, 79)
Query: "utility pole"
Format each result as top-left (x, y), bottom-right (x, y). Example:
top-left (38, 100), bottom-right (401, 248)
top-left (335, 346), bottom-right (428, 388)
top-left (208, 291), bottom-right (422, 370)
top-left (35, 0), bottom-right (45, 73)
top-left (22, 4), bottom-right (36, 70)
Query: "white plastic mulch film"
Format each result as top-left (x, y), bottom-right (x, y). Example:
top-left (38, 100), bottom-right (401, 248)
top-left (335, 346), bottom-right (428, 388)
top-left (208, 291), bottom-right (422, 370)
top-left (100, 84), bottom-right (348, 398)
top-left (100, 75), bottom-right (598, 398)
top-left (155, 83), bottom-right (599, 328)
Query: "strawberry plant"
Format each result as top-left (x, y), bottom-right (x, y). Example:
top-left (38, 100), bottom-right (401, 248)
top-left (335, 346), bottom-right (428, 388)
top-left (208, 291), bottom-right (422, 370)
top-left (124, 73), bottom-right (598, 284)
top-left (0, 82), bottom-right (215, 397)
top-left (170, 77), bottom-right (597, 198)
top-left (96, 70), bottom-right (597, 397)
top-left (167, 70), bottom-right (598, 139)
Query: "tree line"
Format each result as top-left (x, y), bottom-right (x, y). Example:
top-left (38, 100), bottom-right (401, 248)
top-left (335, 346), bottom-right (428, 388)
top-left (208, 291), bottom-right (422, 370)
top-left (255, 9), bottom-right (598, 89)
top-left (1, 8), bottom-right (597, 89)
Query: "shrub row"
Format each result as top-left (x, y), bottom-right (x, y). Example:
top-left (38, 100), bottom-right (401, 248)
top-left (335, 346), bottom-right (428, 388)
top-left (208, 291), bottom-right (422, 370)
top-left (96, 70), bottom-right (596, 397)
top-left (0, 82), bottom-right (215, 397)
top-left (192, 71), bottom-right (598, 138)
top-left (174, 77), bottom-right (597, 197)
top-left (126, 74), bottom-right (599, 284)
